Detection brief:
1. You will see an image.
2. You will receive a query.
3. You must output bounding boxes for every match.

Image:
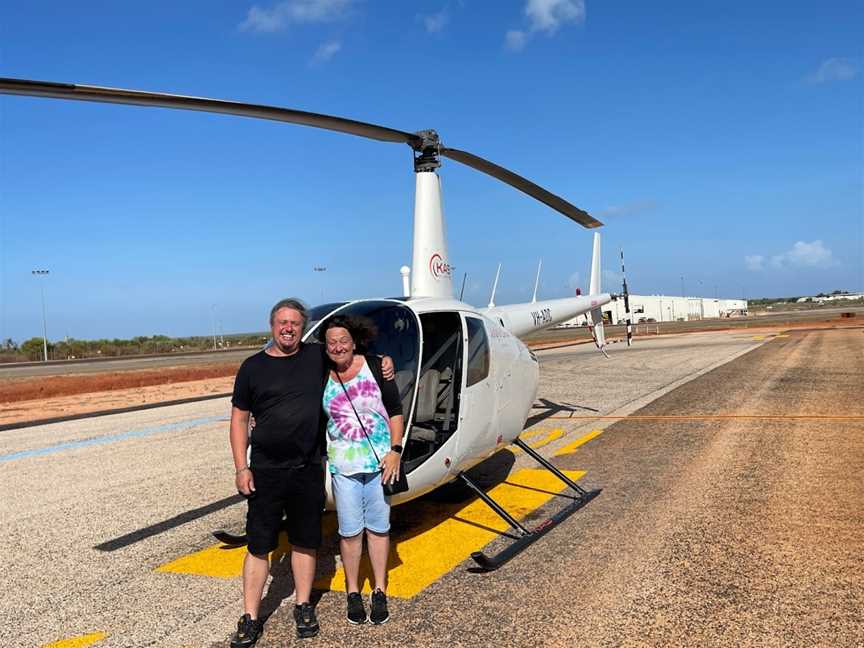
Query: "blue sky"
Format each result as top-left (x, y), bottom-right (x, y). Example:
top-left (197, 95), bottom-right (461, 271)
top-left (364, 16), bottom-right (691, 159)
top-left (1, 1), bottom-right (862, 342)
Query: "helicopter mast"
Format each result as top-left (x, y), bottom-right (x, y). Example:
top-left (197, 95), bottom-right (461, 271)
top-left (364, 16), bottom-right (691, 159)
top-left (410, 131), bottom-right (454, 299)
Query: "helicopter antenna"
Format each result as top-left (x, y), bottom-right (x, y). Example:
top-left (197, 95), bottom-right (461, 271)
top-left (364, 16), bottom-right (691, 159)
top-left (531, 259), bottom-right (542, 303)
top-left (488, 263), bottom-right (502, 308)
top-left (459, 272), bottom-right (468, 301)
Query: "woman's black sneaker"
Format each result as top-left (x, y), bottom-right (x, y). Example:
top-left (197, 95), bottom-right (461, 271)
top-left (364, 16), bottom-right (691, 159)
top-left (230, 614), bottom-right (263, 648)
top-left (346, 592), bottom-right (367, 624)
top-left (293, 602), bottom-right (320, 639)
top-left (369, 589), bottom-right (390, 625)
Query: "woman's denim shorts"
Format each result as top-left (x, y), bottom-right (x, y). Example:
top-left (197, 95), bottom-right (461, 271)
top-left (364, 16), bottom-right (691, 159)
top-left (331, 471), bottom-right (391, 537)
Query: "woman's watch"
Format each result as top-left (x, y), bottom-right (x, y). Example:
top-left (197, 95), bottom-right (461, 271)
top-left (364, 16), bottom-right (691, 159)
top-left (390, 444), bottom-right (403, 455)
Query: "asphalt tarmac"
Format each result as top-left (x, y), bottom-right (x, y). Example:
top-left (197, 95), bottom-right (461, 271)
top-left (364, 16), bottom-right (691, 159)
top-left (1, 328), bottom-right (861, 647)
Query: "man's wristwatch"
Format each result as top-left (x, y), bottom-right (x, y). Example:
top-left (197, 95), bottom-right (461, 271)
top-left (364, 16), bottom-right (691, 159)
top-left (390, 444), bottom-right (403, 454)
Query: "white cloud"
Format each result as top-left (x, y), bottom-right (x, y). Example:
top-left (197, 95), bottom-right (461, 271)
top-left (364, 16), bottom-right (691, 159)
top-left (745, 255), bottom-right (765, 271)
top-left (506, 0), bottom-right (585, 52)
top-left (240, 0), bottom-right (352, 33)
top-left (771, 240), bottom-right (837, 269)
top-left (525, 0), bottom-right (586, 34)
top-left (505, 29), bottom-right (527, 51)
top-left (421, 9), bottom-right (449, 33)
top-left (806, 58), bottom-right (859, 84)
top-left (310, 40), bottom-right (341, 65)
top-left (567, 271), bottom-right (581, 292)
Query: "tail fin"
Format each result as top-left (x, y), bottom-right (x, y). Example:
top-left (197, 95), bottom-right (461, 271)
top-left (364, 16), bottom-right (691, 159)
top-left (589, 232), bottom-right (601, 296)
top-left (587, 232), bottom-right (608, 355)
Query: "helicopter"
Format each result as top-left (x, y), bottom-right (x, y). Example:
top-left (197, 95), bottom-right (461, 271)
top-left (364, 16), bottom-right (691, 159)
top-left (0, 77), bottom-right (615, 570)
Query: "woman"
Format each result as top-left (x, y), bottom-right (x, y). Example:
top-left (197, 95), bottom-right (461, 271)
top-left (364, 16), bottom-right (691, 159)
top-left (318, 315), bottom-right (404, 626)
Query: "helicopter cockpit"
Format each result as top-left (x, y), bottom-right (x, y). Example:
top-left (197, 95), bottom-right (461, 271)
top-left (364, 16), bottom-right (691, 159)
top-left (304, 299), bottom-right (463, 475)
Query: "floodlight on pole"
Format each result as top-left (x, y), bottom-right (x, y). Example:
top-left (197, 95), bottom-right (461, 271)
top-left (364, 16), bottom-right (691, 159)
top-left (31, 269), bottom-right (50, 362)
top-left (313, 266), bottom-right (327, 302)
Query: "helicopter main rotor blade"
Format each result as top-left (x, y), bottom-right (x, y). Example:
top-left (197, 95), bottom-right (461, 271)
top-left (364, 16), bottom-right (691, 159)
top-left (0, 78), bottom-right (421, 147)
top-left (1, 77), bottom-right (601, 227)
top-left (440, 146), bottom-right (602, 229)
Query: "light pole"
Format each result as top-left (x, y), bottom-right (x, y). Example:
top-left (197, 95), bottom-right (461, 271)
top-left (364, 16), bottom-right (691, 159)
top-left (313, 266), bottom-right (327, 303)
top-left (680, 276), bottom-right (685, 298)
top-left (210, 304), bottom-right (218, 351)
top-left (31, 269), bottom-right (50, 361)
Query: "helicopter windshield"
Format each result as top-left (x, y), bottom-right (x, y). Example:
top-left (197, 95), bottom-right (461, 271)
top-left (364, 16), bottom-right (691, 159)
top-left (305, 300), bottom-right (421, 422)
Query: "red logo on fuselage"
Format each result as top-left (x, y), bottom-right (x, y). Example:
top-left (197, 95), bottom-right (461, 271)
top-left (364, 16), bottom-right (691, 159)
top-left (429, 253), bottom-right (452, 280)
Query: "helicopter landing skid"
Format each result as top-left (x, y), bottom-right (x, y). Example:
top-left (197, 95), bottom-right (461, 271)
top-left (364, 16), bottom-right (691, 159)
top-left (460, 437), bottom-right (601, 572)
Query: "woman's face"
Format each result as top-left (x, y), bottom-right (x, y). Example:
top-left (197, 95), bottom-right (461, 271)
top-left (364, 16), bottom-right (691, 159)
top-left (325, 326), bottom-right (355, 367)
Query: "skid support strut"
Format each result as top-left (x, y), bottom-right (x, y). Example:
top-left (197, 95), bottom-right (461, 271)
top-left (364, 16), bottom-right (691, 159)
top-left (463, 437), bottom-right (601, 572)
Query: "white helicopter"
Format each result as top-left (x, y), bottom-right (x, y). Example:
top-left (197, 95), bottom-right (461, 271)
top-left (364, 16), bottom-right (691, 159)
top-left (0, 78), bottom-right (617, 569)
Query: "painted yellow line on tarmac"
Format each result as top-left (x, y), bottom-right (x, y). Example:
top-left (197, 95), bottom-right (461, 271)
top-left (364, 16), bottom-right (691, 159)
top-left (552, 429), bottom-right (602, 457)
top-left (511, 427), bottom-right (565, 454)
top-left (41, 632), bottom-right (107, 648)
top-left (158, 469), bottom-right (589, 599)
top-left (157, 515), bottom-right (338, 578)
top-left (315, 467), bottom-right (585, 598)
top-left (751, 335), bottom-right (767, 340)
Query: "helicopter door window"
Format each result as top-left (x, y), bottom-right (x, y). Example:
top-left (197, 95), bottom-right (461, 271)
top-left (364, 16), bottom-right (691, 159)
top-left (465, 317), bottom-right (490, 386)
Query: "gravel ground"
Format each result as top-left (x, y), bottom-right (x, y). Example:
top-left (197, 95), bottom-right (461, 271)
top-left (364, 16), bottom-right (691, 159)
top-left (1, 328), bottom-right (860, 647)
top-left (239, 328), bottom-right (863, 648)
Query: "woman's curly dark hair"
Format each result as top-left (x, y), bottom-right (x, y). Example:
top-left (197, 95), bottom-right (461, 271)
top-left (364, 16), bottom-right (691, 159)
top-left (316, 314), bottom-right (378, 354)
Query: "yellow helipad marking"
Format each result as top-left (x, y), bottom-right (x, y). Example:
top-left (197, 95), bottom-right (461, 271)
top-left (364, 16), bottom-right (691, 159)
top-left (553, 429), bottom-right (602, 457)
top-left (157, 515), bottom-right (338, 578)
top-left (41, 632), bottom-right (107, 648)
top-left (158, 469), bottom-right (593, 598)
top-left (511, 427), bottom-right (565, 454)
top-left (751, 335), bottom-right (767, 340)
top-left (315, 467), bottom-right (585, 598)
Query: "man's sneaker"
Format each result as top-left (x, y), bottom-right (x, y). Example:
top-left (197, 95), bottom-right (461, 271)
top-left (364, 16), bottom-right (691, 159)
top-left (369, 589), bottom-right (390, 625)
top-left (346, 592), bottom-right (367, 624)
top-left (293, 602), bottom-right (320, 639)
top-left (230, 614), bottom-right (263, 648)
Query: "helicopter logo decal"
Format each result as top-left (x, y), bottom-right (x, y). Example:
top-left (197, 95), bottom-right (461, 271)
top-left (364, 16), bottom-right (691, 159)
top-left (429, 252), bottom-right (452, 279)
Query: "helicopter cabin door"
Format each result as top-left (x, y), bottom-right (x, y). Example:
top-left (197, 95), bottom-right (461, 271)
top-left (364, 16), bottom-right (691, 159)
top-left (452, 314), bottom-right (497, 471)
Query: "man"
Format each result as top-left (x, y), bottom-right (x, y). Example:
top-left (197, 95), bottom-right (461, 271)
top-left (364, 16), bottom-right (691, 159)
top-left (228, 298), bottom-right (393, 644)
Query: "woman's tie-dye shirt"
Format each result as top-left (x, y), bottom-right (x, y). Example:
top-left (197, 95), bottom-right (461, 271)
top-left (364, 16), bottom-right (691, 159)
top-left (323, 357), bottom-right (392, 476)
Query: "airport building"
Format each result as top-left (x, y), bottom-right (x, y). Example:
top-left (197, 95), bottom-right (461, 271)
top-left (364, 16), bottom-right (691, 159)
top-left (561, 296), bottom-right (749, 327)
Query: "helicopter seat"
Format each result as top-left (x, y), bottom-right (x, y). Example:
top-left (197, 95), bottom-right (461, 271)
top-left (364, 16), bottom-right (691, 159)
top-left (409, 369), bottom-right (441, 443)
top-left (415, 368), bottom-right (440, 423)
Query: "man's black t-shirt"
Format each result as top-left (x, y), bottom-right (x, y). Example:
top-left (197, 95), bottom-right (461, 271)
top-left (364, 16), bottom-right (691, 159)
top-left (231, 344), bottom-right (326, 469)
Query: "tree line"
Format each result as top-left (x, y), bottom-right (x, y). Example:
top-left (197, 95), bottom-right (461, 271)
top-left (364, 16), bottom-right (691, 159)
top-left (0, 333), bottom-right (269, 363)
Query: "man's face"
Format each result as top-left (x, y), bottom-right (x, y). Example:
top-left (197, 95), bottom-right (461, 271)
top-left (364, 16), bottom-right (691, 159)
top-left (270, 307), bottom-right (304, 355)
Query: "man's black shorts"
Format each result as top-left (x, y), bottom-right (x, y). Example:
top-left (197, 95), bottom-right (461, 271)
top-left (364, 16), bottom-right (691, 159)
top-left (246, 464), bottom-right (325, 555)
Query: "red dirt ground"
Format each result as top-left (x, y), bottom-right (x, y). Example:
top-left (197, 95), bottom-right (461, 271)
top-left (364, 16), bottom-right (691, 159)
top-left (1, 318), bottom-right (858, 427)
